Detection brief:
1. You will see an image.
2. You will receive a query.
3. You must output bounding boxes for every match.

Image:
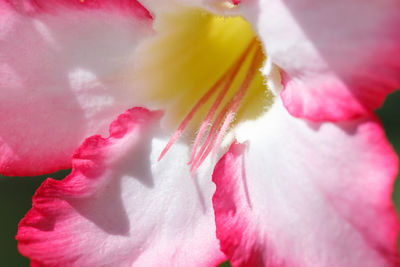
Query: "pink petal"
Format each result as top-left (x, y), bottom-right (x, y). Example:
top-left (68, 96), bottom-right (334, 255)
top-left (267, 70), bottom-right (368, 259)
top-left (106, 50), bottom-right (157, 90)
top-left (17, 107), bottom-right (225, 266)
top-left (213, 101), bottom-right (399, 266)
top-left (239, 0), bottom-right (400, 121)
top-left (0, 0), bottom-right (152, 176)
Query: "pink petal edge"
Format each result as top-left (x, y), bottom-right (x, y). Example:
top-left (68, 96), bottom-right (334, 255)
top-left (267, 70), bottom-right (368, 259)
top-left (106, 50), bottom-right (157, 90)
top-left (4, 0), bottom-right (152, 19)
top-left (213, 115), bottom-right (400, 266)
top-left (17, 107), bottom-right (225, 267)
top-left (238, 0), bottom-right (400, 121)
top-left (0, 0), bottom-right (153, 176)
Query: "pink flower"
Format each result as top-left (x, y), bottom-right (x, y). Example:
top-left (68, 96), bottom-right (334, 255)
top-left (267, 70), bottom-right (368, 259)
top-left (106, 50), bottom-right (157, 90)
top-left (0, 0), bottom-right (399, 266)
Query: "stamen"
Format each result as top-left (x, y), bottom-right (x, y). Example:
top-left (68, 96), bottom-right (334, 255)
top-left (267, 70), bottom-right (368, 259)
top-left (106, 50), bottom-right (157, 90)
top-left (159, 38), bottom-right (264, 174)
top-left (188, 39), bottom-right (257, 164)
top-left (212, 48), bottom-right (264, 157)
top-left (158, 64), bottom-right (227, 161)
top-left (189, 103), bottom-right (230, 174)
top-left (159, 39), bottom-right (256, 162)
top-left (190, 46), bottom-right (264, 174)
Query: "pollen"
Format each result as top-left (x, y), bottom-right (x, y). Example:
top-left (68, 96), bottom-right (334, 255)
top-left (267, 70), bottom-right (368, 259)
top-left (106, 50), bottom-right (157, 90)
top-left (133, 9), bottom-right (273, 172)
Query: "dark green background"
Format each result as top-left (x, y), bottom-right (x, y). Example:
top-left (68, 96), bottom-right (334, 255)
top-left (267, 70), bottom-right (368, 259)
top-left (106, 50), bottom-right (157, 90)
top-left (1, 91), bottom-right (399, 266)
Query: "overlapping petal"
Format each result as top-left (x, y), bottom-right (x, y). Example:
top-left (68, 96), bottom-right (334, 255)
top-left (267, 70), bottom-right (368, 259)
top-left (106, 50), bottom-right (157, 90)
top-left (138, 0), bottom-right (400, 122)
top-left (17, 107), bottom-right (225, 267)
top-left (238, 0), bottom-right (400, 121)
top-left (213, 100), bottom-right (399, 266)
top-left (0, 0), bottom-right (152, 176)
top-left (7, 1), bottom-right (399, 266)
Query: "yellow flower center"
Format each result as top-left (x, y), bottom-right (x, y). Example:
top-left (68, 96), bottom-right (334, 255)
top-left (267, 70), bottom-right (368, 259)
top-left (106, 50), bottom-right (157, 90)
top-left (134, 8), bottom-right (274, 171)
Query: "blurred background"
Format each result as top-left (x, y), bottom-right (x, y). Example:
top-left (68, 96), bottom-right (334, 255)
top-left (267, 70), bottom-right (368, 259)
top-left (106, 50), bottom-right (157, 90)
top-left (1, 91), bottom-right (399, 266)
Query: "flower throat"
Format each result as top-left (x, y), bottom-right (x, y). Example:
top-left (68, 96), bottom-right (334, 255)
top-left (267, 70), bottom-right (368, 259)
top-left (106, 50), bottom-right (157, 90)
top-left (135, 9), bottom-right (273, 173)
top-left (159, 38), bottom-right (265, 174)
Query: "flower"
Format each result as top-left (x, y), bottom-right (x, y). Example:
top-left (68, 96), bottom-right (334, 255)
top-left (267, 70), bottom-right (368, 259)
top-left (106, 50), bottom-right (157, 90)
top-left (0, 0), bottom-right (399, 266)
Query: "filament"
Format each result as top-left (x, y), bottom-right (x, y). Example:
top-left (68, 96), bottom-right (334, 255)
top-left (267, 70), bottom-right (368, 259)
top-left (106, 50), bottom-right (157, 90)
top-left (159, 39), bottom-right (264, 174)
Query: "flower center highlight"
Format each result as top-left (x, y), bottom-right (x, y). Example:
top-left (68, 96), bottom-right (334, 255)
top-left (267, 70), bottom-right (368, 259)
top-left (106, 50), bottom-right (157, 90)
top-left (135, 9), bottom-right (273, 173)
